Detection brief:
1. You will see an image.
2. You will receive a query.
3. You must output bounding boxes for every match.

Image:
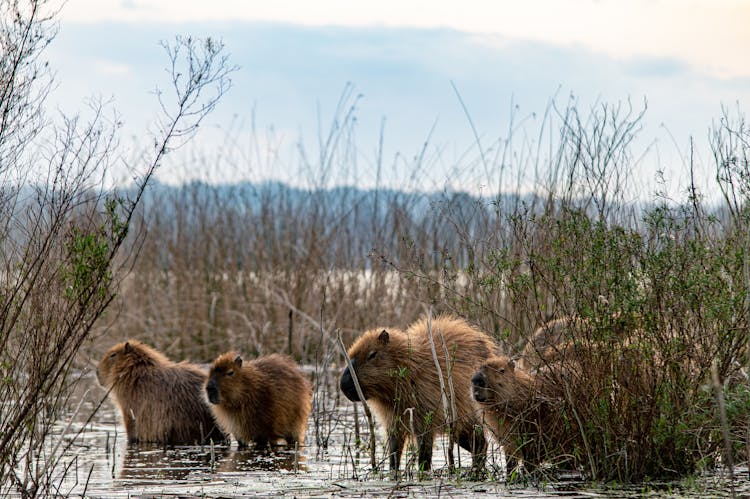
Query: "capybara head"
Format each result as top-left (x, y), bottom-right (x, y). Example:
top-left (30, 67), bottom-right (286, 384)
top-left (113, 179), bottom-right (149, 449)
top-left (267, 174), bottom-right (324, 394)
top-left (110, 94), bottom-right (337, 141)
top-left (340, 328), bottom-right (405, 402)
top-left (471, 355), bottom-right (523, 405)
top-left (97, 340), bottom-right (166, 388)
top-left (206, 352), bottom-right (244, 405)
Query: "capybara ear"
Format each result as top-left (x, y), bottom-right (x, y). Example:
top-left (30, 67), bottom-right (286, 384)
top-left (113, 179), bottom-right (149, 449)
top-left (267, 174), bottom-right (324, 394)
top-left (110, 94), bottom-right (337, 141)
top-left (234, 355), bottom-right (243, 368)
top-left (378, 329), bottom-right (390, 345)
top-left (124, 342), bottom-right (132, 354)
top-left (507, 359), bottom-right (515, 372)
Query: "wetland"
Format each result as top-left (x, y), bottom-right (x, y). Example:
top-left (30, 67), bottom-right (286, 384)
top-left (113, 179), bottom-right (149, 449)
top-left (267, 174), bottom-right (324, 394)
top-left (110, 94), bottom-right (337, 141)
top-left (20, 371), bottom-right (744, 499)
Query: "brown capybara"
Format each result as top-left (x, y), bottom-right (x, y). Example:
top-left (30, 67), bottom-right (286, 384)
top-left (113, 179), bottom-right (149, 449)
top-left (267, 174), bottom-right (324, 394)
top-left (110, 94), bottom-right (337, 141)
top-left (340, 315), bottom-right (497, 474)
top-left (206, 352), bottom-right (312, 448)
top-left (518, 314), bottom-right (637, 371)
top-left (96, 340), bottom-right (226, 445)
top-left (517, 316), bottom-right (586, 371)
top-left (471, 355), bottom-right (573, 471)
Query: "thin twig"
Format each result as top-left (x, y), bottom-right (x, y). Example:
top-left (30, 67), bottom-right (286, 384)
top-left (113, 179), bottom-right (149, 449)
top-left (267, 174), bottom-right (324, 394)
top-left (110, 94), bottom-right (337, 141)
top-left (563, 377), bottom-right (596, 480)
top-left (335, 329), bottom-right (377, 471)
top-left (712, 359), bottom-right (735, 496)
top-left (424, 308), bottom-right (455, 472)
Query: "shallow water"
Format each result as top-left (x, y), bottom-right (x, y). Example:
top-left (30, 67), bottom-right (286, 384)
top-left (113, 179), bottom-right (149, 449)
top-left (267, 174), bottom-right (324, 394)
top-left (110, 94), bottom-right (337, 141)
top-left (14, 372), bottom-right (745, 498)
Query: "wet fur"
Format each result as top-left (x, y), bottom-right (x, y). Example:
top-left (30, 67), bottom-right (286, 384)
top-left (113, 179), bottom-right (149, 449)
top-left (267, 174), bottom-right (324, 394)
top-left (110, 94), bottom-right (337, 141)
top-left (96, 340), bottom-right (225, 445)
top-left (340, 315), bottom-right (497, 473)
top-left (206, 352), bottom-right (312, 447)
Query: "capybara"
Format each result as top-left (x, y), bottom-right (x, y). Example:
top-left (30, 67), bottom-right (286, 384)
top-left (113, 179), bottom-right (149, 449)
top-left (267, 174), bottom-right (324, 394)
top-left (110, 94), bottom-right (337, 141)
top-left (340, 315), bottom-right (497, 473)
top-left (518, 314), bottom-right (637, 371)
top-left (517, 316), bottom-right (585, 371)
top-left (206, 352), bottom-right (312, 448)
top-left (96, 340), bottom-right (226, 445)
top-left (471, 355), bottom-right (573, 471)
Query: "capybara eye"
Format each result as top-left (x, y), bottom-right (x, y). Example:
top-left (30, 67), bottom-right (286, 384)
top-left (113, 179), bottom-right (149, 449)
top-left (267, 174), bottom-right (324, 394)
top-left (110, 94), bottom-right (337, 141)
top-left (499, 368), bottom-right (505, 374)
top-left (109, 352), bottom-right (117, 359)
top-left (227, 370), bottom-right (234, 377)
top-left (367, 350), bottom-right (377, 361)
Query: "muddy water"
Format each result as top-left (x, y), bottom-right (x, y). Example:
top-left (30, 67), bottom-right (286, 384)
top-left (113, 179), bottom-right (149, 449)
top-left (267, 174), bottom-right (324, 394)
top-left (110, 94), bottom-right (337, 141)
top-left (31, 372), bottom-right (743, 498)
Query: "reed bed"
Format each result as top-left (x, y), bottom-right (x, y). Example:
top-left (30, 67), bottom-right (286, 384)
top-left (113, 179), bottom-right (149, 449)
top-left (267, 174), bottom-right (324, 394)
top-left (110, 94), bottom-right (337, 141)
top-left (83, 99), bottom-right (750, 482)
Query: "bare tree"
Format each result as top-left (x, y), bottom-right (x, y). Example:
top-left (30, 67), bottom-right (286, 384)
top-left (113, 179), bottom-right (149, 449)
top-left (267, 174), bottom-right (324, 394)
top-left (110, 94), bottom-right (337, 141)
top-left (0, 1), bottom-right (236, 496)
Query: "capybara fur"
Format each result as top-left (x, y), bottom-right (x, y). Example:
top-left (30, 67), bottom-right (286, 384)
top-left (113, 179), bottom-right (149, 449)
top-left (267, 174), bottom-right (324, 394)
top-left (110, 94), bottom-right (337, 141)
top-left (206, 352), bottom-right (312, 448)
top-left (340, 315), bottom-right (497, 473)
top-left (472, 355), bottom-right (574, 471)
top-left (96, 340), bottom-right (226, 445)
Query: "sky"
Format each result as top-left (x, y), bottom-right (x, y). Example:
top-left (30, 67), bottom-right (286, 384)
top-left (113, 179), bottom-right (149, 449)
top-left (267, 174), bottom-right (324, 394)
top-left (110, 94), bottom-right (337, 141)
top-left (45, 0), bottom-right (750, 200)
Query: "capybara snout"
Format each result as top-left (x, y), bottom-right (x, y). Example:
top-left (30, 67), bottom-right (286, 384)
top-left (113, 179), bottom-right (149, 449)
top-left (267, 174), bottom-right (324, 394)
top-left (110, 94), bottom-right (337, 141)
top-left (471, 370), bottom-right (487, 403)
top-left (339, 361), bottom-right (361, 402)
top-left (471, 357), bottom-right (517, 406)
top-left (206, 354), bottom-right (242, 407)
top-left (206, 378), bottom-right (220, 404)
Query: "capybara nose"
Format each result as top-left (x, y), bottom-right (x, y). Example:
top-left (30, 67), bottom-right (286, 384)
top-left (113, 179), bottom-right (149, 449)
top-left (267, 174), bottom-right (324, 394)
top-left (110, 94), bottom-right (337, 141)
top-left (472, 386), bottom-right (486, 402)
top-left (471, 372), bottom-right (486, 402)
top-left (471, 371), bottom-right (486, 388)
top-left (339, 362), bottom-right (362, 402)
top-left (206, 379), bottom-right (220, 405)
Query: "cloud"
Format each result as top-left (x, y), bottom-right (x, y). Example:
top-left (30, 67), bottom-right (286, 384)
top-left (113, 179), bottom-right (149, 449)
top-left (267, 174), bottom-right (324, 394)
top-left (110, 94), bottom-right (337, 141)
top-left (623, 58), bottom-right (689, 79)
top-left (94, 59), bottom-right (132, 76)
top-left (59, 0), bottom-right (750, 80)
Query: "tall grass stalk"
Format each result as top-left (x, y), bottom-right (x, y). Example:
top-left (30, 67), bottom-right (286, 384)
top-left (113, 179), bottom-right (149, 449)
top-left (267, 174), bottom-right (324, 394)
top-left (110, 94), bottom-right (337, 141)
top-left (336, 331), bottom-right (377, 471)
top-left (438, 330), bottom-right (460, 470)
top-left (711, 360), bottom-right (734, 496)
top-left (424, 310), bottom-right (456, 472)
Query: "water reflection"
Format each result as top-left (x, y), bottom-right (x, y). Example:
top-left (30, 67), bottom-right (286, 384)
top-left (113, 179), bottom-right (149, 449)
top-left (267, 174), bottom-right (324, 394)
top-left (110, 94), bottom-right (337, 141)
top-left (217, 447), bottom-right (307, 473)
top-left (117, 444), bottom-right (224, 482)
top-left (116, 443), bottom-right (307, 483)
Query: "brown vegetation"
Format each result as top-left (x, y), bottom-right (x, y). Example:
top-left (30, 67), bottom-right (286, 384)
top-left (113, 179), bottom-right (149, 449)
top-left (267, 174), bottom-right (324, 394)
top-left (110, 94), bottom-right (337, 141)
top-left (96, 340), bottom-right (226, 445)
top-left (340, 315), bottom-right (497, 473)
top-left (517, 313), bottom-right (637, 371)
top-left (206, 352), bottom-right (312, 447)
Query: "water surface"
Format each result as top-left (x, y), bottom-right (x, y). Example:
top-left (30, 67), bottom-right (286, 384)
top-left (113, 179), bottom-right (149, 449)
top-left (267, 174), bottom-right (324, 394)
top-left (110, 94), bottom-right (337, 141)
top-left (23, 372), bottom-right (743, 498)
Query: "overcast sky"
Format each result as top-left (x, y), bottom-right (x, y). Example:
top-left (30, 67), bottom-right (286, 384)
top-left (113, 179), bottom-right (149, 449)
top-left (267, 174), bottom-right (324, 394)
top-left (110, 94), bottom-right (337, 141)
top-left (47, 0), bottom-right (750, 199)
